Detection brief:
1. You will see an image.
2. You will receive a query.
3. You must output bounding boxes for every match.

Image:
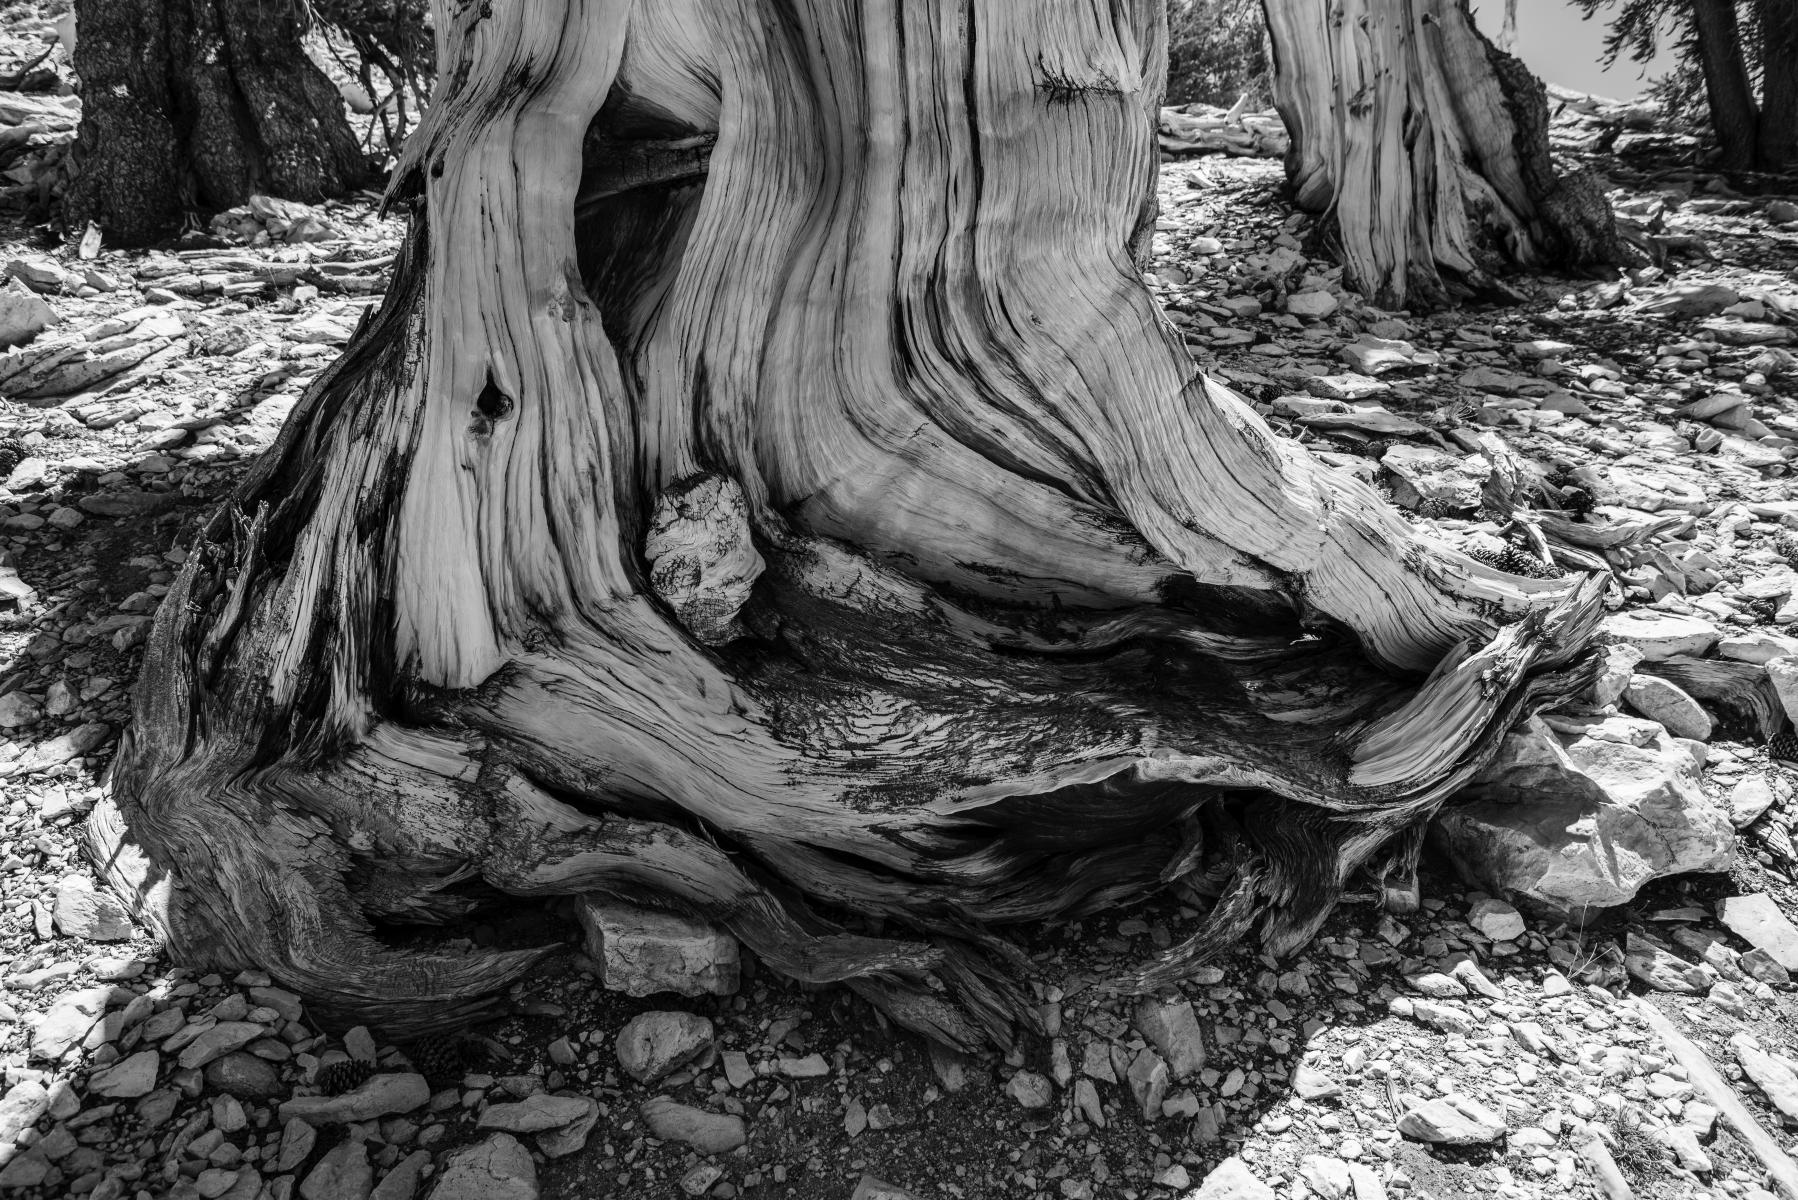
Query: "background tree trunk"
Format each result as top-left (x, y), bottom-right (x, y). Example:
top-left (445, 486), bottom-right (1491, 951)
top-left (66, 0), bottom-right (368, 244)
top-left (1262, 0), bottom-right (1627, 309)
top-left (91, 0), bottom-right (1602, 1044)
top-left (1753, 0), bottom-right (1797, 172)
top-left (1689, 0), bottom-right (1761, 174)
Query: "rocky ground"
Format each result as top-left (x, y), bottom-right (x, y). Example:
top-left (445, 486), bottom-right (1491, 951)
top-left (7, 7), bottom-right (1798, 1200)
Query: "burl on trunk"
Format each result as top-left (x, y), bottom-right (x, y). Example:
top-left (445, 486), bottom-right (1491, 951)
top-left (90, 0), bottom-right (1599, 1046)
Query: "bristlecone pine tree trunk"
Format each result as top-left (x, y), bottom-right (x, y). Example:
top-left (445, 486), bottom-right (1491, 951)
top-left (65, 0), bottom-right (368, 244)
top-left (1262, 0), bottom-right (1628, 309)
top-left (90, 0), bottom-right (1603, 1046)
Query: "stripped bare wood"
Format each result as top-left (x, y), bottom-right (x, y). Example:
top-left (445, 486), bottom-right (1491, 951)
top-left (91, 0), bottom-right (1606, 1042)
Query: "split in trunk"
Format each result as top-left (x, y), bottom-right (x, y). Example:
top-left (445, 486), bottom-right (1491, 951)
top-left (66, 0), bottom-right (369, 245)
top-left (91, 0), bottom-right (1602, 1046)
top-left (1261, 0), bottom-right (1629, 309)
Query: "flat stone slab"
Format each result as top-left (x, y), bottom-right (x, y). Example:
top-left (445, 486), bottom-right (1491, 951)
top-left (1718, 893), bottom-right (1798, 971)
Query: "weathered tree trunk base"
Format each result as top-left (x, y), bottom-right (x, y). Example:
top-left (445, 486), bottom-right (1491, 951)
top-left (1263, 0), bottom-right (1630, 309)
top-left (92, 0), bottom-right (1603, 1046)
top-left (67, 0), bottom-right (368, 244)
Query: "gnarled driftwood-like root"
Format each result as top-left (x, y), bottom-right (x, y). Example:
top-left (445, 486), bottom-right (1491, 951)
top-left (93, 0), bottom-right (1602, 1045)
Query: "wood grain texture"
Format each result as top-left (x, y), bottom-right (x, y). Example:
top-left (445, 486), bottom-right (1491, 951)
top-left (1261, 0), bottom-right (1626, 308)
top-left (93, 0), bottom-right (1603, 1043)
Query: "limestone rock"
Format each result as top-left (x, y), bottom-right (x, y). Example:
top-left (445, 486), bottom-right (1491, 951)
top-left (1381, 444), bottom-right (1489, 513)
top-left (1436, 715), bottom-right (1732, 918)
top-left (1188, 1156), bottom-right (1277, 1199)
top-left (1005, 1070), bottom-right (1053, 1109)
top-left (1624, 932), bottom-right (1708, 993)
top-left (87, 1049), bottom-right (159, 1098)
top-left (1598, 611), bottom-right (1721, 661)
top-left (427, 1133), bottom-right (538, 1200)
top-left (1623, 674), bottom-right (1712, 741)
top-left (0, 279), bottom-right (59, 349)
top-left (478, 1093), bottom-right (599, 1156)
top-left (1133, 997), bottom-right (1206, 1079)
top-left (1718, 632), bottom-right (1798, 665)
top-left (1285, 291), bottom-right (1338, 319)
top-left (1467, 898), bottom-right (1526, 941)
top-left (576, 898), bottom-right (740, 997)
top-left (614, 1011), bottom-right (713, 1084)
top-left (1769, 656), bottom-right (1798, 726)
top-left (371, 1150), bottom-right (432, 1200)
top-left (1731, 1035), bottom-right (1798, 1121)
top-left (177, 1021), bottom-right (267, 1069)
top-left (1590, 644), bottom-right (1643, 706)
top-left (301, 1138), bottom-right (373, 1200)
top-left (1718, 893), bottom-right (1798, 971)
top-left (1127, 1047), bottom-right (1169, 1119)
top-left (278, 1073), bottom-right (430, 1124)
top-left (204, 1052), bottom-right (283, 1100)
top-left (1729, 777), bottom-right (1778, 829)
top-left (0, 1081), bottom-right (49, 1160)
top-left (1397, 1094), bottom-right (1506, 1144)
top-left (30, 986), bottom-right (112, 1061)
top-left (51, 875), bottom-right (133, 941)
top-left (640, 1098), bottom-right (747, 1154)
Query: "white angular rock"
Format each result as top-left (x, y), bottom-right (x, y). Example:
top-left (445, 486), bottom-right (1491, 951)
top-left (0, 1081), bottom-right (49, 1163)
top-left (1590, 643), bottom-right (1643, 706)
top-left (1624, 932), bottom-right (1708, 993)
top-left (1005, 1070), bottom-right (1053, 1109)
top-left (87, 1049), bottom-right (159, 1098)
top-left (278, 1073), bottom-right (430, 1123)
top-left (1133, 997), bottom-right (1206, 1079)
top-left (0, 280), bottom-right (59, 349)
top-left (1598, 611), bottom-right (1721, 661)
top-left (1187, 1156), bottom-right (1277, 1199)
top-left (52, 875), bottom-right (134, 941)
top-left (427, 1133), bottom-right (538, 1200)
top-left (1718, 631), bottom-right (1798, 665)
top-left (614, 1011), bottom-right (713, 1084)
top-left (300, 1138), bottom-right (373, 1200)
top-left (1623, 674), bottom-right (1712, 740)
top-left (1285, 291), bottom-right (1338, 319)
top-left (639, 1099), bottom-right (746, 1154)
top-left (1380, 445), bottom-right (1489, 512)
top-left (575, 898), bottom-right (740, 997)
top-left (1768, 656), bottom-right (1798, 725)
top-left (1731, 1035), bottom-right (1798, 1121)
top-left (1436, 715), bottom-right (1733, 917)
top-left (477, 1094), bottom-right (598, 1135)
top-left (1729, 776), bottom-right (1778, 828)
top-left (30, 986), bottom-right (112, 1061)
top-left (1718, 893), bottom-right (1798, 971)
top-left (1397, 1094), bottom-right (1506, 1144)
top-left (1466, 898), bottom-right (1526, 942)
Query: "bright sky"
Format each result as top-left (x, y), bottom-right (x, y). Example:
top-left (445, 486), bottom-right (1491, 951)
top-left (1467, 0), bottom-right (1675, 99)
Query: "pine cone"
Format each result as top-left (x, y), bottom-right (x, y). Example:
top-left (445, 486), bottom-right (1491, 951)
top-left (1468, 543), bottom-right (1559, 579)
top-left (316, 1058), bottom-right (376, 1096)
top-left (1772, 730), bottom-right (1798, 765)
top-left (405, 1034), bottom-right (472, 1085)
top-left (0, 440), bottom-right (25, 478)
top-left (1558, 486), bottom-right (1595, 517)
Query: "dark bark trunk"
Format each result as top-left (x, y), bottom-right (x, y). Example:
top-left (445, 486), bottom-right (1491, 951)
top-left (91, 0), bottom-right (1604, 1045)
top-left (66, 0), bottom-right (369, 245)
top-left (1689, 0), bottom-right (1761, 175)
top-left (1262, 0), bottom-right (1626, 310)
top-left (1754, 0), bottom-right (1798, 172)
